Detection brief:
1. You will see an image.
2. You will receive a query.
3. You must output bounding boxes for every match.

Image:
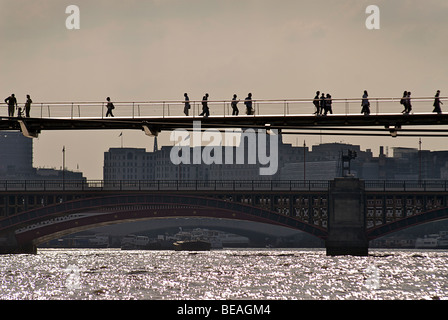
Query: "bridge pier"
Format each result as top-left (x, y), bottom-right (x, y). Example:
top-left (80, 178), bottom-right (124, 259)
top-left (326, 177), bottom-right (368, 256)
top-left (0, 232), bottom-right (37, 254)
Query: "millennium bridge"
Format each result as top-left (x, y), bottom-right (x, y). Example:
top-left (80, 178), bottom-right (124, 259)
top-left (1, 96), bottom-right (448, 138)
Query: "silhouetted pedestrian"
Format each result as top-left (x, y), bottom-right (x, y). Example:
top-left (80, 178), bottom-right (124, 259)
top-left (245, 93), bottom-right (253, 115)
top-left (106, 97), bottom-right (115, 117)
top-left (319, 93), bottom-right (325, 115)
top-left (4, 94), bottom-right (17, 117)
top-left (17, 107), bottom-right (24, 118)
top-left (361, 90), bottom-right (370, 115)
top-left (433, 90), bottom-right (443, 114)
top-left (313, 91), bottom-right (320, 114)
top-left (405, 91), bottom-right (412, 113)
top-left (324, 94), bottom-right (333, 115)
top-left (400, 91), bottom-right (408, 113)
top-left (200, 93), bottom-right (209, 117)
top-left (183, 93), bottom-right (190, 116)
top-left (24, 94), bottom-right (32, 117)
top-left (231, 94), bottom-right (239, 115)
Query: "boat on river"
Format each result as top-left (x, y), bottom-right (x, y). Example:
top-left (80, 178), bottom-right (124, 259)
top-left (173, 239), bottom-right (211, 251)
top-left (119, 228), bottom-right (248, 251)
top-left (121, 234), bottom-right (162, 250)
top-left (415, 231), bottom-right (448, 249)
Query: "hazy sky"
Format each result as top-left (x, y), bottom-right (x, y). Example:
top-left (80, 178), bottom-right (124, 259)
top-left (1, 0), bottom-right (448, 179)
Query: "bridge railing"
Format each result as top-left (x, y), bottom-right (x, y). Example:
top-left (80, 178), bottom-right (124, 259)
top-left (364, 180), bottom-right (448, 192)
top-left (2, 179), bottom-right (448, 192)
top-left (0, 180), bottom-right (330, 192)
top-left (3, 96), bottom-right (447, 119)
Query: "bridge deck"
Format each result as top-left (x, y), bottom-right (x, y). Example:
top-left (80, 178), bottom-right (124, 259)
top-left (2, 113), bottom-right (448, 138)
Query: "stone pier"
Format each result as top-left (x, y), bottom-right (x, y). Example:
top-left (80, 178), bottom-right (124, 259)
top-left (0, 232), bottom-right (37, 254)
top-left (326, 177), bottom-right (368, 256)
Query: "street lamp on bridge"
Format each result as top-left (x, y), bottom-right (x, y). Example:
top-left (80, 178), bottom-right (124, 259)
top-left (342, 149), bottom-right (357, 177)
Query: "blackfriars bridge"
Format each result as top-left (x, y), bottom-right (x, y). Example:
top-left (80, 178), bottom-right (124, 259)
top-left (1, 178), bottom-right (448, 255)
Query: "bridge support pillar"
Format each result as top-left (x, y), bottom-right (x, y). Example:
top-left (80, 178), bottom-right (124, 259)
top-left (0, 232), bottom-right (37, 254)
top-left (326, 177), bottom-right (368, 256)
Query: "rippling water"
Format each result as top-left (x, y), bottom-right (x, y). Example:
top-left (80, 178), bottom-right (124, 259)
top-left (0, 248), bottom-right (447, 300)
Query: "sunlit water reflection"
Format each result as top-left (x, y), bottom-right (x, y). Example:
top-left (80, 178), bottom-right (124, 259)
top-left (0, 248), bottom-right (447, 300)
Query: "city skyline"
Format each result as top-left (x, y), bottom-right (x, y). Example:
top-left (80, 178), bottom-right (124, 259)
top-left (1, 0), bottom-right (448, 179)
top-left (3, 129), bottom-right (445, 182)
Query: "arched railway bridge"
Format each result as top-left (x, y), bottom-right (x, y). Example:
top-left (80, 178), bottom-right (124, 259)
top-left (1, 178), bottom-right (448, 255)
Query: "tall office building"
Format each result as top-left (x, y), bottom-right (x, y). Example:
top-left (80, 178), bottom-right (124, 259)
top-left (0, 130), bottom-right (84, 180)
top-left (0, 131), bottom-right (34, 178)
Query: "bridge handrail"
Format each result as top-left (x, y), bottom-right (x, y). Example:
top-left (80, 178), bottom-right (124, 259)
top-left (0, 179), bottom-right (330, 192)
top-left (364, 180), bottom-right (448, 191)
top-left (19, 96), bottom-right (448, 105)
top-left (5, 96), bottom-right (448, 119)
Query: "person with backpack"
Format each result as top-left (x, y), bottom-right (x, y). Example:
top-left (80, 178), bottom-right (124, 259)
top-left (106, 97), bottom-right (115, 117)
top-left (405, 91), bottom-right (412, 113)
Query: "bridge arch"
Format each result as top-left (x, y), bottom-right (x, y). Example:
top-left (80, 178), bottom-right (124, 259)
top-left (367, 206), bottom-right (448, 240)
top-left (0, 194), bottom-right (327, 246)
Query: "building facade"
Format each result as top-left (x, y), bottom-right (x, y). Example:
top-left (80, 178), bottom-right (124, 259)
top-left (104, 136), bottom-right (448, 182)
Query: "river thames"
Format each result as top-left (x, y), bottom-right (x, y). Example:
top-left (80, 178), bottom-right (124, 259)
top-left (0, 248), bottom-right (447, 300)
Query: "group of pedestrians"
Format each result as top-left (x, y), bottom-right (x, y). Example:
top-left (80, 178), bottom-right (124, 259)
top-left (314, 90), bottom-right (444, 116)
top-left (184, 92), bottom-right (254, 117)
top-left (4, 94), bottom-right (32, 118)
top-left (400, 91), bottom-right (413, 114)
top-left (313, 91), bottom-right (333, 115)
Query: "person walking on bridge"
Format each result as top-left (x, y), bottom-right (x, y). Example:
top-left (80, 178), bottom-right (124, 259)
top-left (433, 90), bottom-right (443, 114)
top-left (404, 91), bottom-right (412, 114)
top-left (200, 93), bottom-right (209, 117)
top-left (361, 90), bottom-right (370, 115)
top-left (319, 93), bottom-right (326, 115)
top-left (183, 93), bottom-right (190, 116)
top-left (400, 91), bottom-right (408, 113)
top-left (324, 93), bottom-right (333, 115)
top-left (24, 94), bottom-right (32, 117)
top-left (231, 94), bottom-right (239, 115)
top-left (313, 91), bottom-right (320, 115)
top-left (4, 94), bottom-right (17, 117)
top-left (105, 97), bottom-right (115, 117)
top-left (244, 93), bottom-right (253, 115)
